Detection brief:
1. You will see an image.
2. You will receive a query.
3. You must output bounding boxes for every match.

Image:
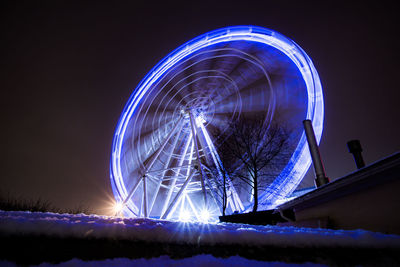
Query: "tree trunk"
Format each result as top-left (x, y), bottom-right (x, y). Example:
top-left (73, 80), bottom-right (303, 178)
top-left (252, 174), bottom-right (258, 213)
top-left (222, 173), bottom-right (227, 216)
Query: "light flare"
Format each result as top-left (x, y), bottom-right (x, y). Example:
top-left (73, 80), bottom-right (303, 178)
top-left (179, 210), bottom-right (191, 222)
top-left (200, 209), bottom-right (210, 223)
top-left (113, 202), bottom-right (124, 216)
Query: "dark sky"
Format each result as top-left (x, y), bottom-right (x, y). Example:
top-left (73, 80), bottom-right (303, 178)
top-left (1, 1), bottom-right (399, 214)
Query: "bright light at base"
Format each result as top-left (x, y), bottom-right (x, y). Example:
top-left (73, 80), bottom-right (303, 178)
top-left (114, 202), bottom-right (123, 215)
top-left (179, 210), bottom-right (191, 222)
top-left (200, 210), bottom-right (210, 222)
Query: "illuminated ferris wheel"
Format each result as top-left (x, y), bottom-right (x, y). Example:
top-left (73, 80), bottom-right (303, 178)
top-left (110, 26), bottom-right (324, 221)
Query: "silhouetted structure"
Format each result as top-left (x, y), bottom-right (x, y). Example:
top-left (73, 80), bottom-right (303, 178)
top-left (347, 139), bottom-right (366, 169)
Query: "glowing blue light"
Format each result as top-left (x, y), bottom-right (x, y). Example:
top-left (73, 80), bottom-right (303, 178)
top-left (200, 209), bottom-right (210, 223)
top-left (110, 26), bottom-right (324, 216)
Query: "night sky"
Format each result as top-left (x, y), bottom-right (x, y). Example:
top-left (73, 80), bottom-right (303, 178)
top-left (1, 1), bottom-right (399, 214)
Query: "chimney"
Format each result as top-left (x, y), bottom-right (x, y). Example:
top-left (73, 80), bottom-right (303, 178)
top-left (347, 140), bottom-right (365, 169)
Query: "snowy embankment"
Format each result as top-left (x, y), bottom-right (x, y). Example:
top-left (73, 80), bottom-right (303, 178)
top-left (1, 210), bottom-right (399, 249)
top-left (1, 255), bottom-right (326, 267)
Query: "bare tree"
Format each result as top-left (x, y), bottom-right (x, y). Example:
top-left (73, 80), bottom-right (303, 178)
top-left (213, 115), bottom-right (291, 213)
top-left (207, 138), bottom-right (236, 216)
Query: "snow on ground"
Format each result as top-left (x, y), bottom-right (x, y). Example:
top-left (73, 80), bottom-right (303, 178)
top-left (1, 210), bottom-right (400, 249)
top-left (1, 255), bottom-right (326, 267)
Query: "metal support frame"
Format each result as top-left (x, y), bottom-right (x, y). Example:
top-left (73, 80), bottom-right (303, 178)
top-left (185, 194), bottom-right (200, 221)
top-left (198, 122), bottom-right (244, 212)
top-left (144, 117), bottom-right (183, 173)
top-left (121, 175), bottom-right (143, 206)
top-left (148, 122), bottom-right (185, 215)
top-left (120, 111), bottom-right (245, 219)
top-left (143, 175), bottom-right (148, 217)
top-left (121, 117), bottom-right (183, 213)
top-left (161, 170), bottom-right (197, 219)
top-left (188, 110), bottom-right (208, 206)
top-left (192, 117), bottom-right (224, 213)
top-left (145, 164), bottom-right (193, 174)
top-left (160, 133), bottom-right (193, 217)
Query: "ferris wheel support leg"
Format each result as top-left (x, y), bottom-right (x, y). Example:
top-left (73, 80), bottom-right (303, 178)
top-left (188, 111), bottom-right (208, 207)
top-left (190, 116), bottom-right (222, 212)
top-left (143, 175), bottom-right (148, 217)
top-left (122, 175), bottom-right (143, 206)
top-left (161, 170), bottom-right (197, 219)
top-left (198, 122), bottom-right (245, 212)
top-left (138, 192), bottom-right (143, 216)
top-left (148, 122), bottom-right (185, 215)
top-left (204, 174), bottom-right (223, 213)
top-left (160, 134), bottom-right (193, 217)
top-left (194, 119), bottom-right (225, 213)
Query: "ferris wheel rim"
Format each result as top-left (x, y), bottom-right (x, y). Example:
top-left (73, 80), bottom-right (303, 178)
top-left (110, 25), bottom-right (324, 218)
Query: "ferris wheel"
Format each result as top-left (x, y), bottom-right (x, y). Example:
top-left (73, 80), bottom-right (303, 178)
top-left (110, 26), bottom-right (324, 221)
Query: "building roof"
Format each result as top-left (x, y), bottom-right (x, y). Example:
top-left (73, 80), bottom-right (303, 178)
top-left (277, 152), bottom-right (400, 212)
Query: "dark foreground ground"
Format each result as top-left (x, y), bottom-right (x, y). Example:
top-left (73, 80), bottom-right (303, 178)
top-left (1, 234), bottom-right (400, 266)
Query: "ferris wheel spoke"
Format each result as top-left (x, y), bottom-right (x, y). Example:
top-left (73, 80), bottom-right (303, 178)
top-left (148, 123), bottom-right (186, 215)
top-left (160, 132), bottom-right (193, 217)
top-left (142, 99), bottom-right (177, 115)
top-left (122, 118), bottom-right (184, 209)
top-left (132, 113), bottom-right (175, 139)
top-left (212, 77), bottom-right (269, 108)
top-left (213, 104), bottom-right (267, 117)
top-left (183, 60), bottom-right (198, 96)
top-left (141, 117), bottom-right (183, 173)
top-left (143, 84), bottom-right (185, 114)
top-left (205, 115), bottom-right (231, 130)
top-left (178, 50), bottom-right (218, 92)
top-left (211, 50), bottom-right (261, 93)
top-left (162, 170), bottom-right (197, 220)
top-left (151, 95), bottom-right (181, 116)
top-left (193, 49), bottom-right (218, 73)
top-left (163, 71), bottom-right (194, 107)
top-left (133, 121), bottom-right (172, 145)
top-left (224, 58), bottom-right (248, 78)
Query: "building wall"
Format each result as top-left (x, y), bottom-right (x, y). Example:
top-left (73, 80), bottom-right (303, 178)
top-left (294, 178), bottom-right (400, 234)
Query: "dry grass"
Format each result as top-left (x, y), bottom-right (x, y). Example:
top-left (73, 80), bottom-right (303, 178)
top-left (0, 192), bottom-right (92, 215)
